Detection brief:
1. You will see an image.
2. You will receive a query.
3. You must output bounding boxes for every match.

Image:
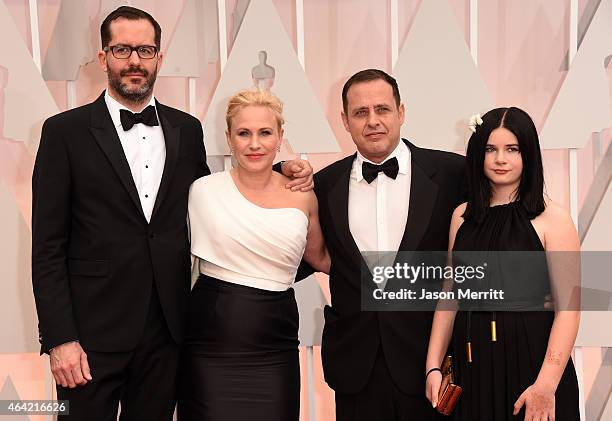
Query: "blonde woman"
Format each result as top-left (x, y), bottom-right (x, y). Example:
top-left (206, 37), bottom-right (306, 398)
top-left (178, 90), bottom-right (329, 421)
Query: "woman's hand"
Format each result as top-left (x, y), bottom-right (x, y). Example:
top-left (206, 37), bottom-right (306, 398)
top-left (425, 370), bottom-right (442, 408)
top-left (513, 381), bottom-right (556, 420)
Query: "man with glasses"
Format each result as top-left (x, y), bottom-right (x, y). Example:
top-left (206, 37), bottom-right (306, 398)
top-left (32, 6), bottom-right (312, 420)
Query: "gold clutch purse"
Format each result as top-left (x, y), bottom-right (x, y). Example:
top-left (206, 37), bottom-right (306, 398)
top-left (436, 356), bottom-right (462, 416)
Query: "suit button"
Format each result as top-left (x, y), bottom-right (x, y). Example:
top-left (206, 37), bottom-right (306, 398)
top-left (150, 233), bottom-right (156, 239)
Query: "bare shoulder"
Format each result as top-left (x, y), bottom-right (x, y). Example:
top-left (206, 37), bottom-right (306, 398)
top-left (452, 202), bottom-right (467, 220)
top-left (290, 188), bottom-right (317, 210)
top-left (451, 202), bottom-right (468, 231)
top-left (273, 172), bottom-right (315, 205)
top-left (448, 202), bottom-right (467, 249)
top-left (273, 171), bottom-right (293, 186)
top-left (537, 198), bottom-right (579, 251)
top-left (538, 198), bottom-right (574, 226)
top-left (287, 187), bottom-right (317, 220)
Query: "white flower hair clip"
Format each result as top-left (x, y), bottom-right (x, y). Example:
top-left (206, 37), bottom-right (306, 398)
top-left (468, 114), bottom-right (483, 133)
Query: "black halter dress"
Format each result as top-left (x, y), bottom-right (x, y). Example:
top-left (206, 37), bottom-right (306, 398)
top-left (451, 202), bottom-right (579, 420)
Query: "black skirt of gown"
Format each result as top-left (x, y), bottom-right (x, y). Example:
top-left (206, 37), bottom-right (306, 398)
top-left (451, 202), bottom-right (579, 420)
top-left (177, 274), bottom-right (300, 421)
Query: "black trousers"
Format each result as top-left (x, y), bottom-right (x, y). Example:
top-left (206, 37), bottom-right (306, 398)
top-left (57, 285), bottom-right (179, 421)
top-left (335, 347), bottom-right (438, 421)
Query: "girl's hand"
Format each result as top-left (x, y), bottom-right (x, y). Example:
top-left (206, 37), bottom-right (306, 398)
top-left (513, 381), bottom-right (556, 420)
top-left (425, 370), bottom-right (442, 408)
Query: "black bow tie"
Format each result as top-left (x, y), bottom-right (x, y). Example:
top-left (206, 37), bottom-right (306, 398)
top-left (362, 157), bottom-right (399, 184)
top-left (120, 105), bottom-right (159, 131)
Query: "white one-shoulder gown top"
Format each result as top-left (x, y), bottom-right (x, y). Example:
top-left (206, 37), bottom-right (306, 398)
top-left (188, 171), bottom-right (308, 292)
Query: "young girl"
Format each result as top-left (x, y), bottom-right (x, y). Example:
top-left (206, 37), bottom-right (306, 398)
top-left (426, 107), bottom-right (580, 420)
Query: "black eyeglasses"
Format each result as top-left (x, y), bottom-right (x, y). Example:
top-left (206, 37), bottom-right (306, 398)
top-left (104, 44), bottom-right (159, 59)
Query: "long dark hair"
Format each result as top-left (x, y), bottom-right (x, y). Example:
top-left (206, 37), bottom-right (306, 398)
top-left (463, 107), bottom-right (545, 222)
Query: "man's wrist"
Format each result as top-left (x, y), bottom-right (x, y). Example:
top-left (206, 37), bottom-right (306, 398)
top-left (49, 340), bottom-right (79, 354)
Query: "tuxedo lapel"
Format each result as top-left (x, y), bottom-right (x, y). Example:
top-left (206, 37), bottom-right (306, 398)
top-left (89, 93), bottom-right (146, 221)
top-left (326, 155), bottom-right (372, 281)
top-left (397, 141), bottom-right (438, 251)
top-left (150, 102), bottom-right (181, 221)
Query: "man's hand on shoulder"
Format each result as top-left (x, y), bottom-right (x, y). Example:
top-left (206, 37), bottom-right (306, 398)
top-left (281, 159), bottom-right (314, 192)
top-left (50, 341), bottom-right (92, 388)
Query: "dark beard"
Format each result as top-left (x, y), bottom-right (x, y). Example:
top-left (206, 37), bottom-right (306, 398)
top-left (108, 65), bottom-right (157, 105)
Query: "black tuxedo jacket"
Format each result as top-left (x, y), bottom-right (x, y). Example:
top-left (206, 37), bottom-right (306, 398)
top-left (309, 140), bottom-right (464, 395)
top-left (32, 92), bottom-right (210, 354)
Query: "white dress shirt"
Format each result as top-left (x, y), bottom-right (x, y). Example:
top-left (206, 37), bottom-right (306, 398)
top-left (104, 91), bottom-right (166, 222)
top-left (348, 141), bottom-right (411, 280)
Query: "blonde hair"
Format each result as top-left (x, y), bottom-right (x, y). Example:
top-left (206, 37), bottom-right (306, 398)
top-left (226, 89), bottom-right (285, 131)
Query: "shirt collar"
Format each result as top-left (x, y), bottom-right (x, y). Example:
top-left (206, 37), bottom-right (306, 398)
top-left (104, 90), bottom-right (157, 130)
top-left (352, 140), bottom-right (411, 182)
